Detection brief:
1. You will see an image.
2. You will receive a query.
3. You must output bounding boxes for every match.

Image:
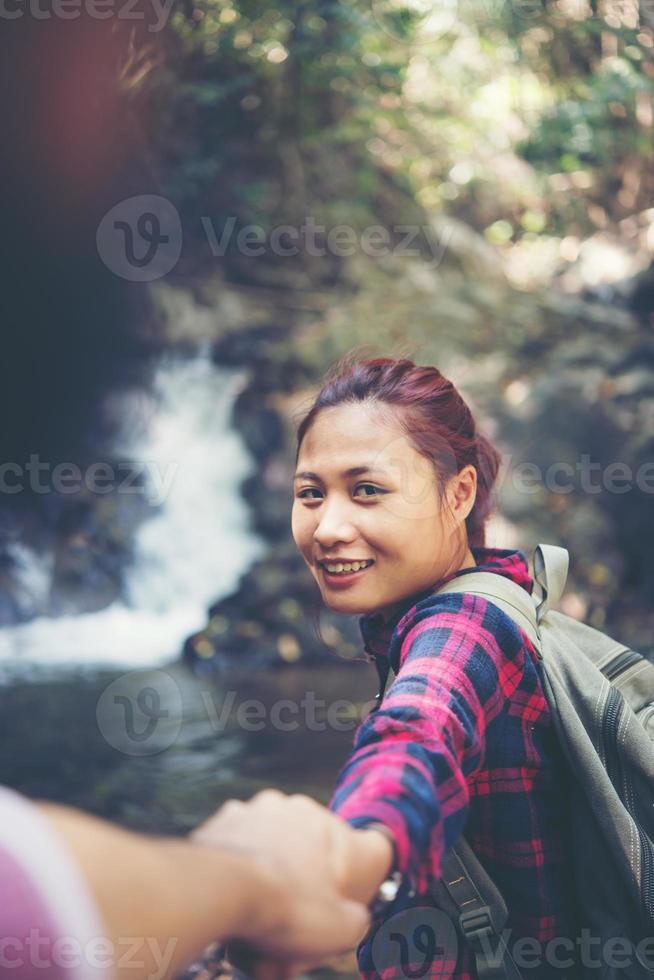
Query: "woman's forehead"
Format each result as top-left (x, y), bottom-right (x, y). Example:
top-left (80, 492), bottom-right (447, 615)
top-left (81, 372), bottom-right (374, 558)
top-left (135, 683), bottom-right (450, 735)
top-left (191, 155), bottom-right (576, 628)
top-left (297, 409), bottom-right (428, 483)
top-left (299, 404), bottom-right (410, 462)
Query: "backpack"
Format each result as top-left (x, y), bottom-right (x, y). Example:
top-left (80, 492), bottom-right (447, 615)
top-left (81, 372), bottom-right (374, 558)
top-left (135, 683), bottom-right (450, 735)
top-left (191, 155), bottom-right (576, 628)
top-left (428, 543), bottom-right (654, 980)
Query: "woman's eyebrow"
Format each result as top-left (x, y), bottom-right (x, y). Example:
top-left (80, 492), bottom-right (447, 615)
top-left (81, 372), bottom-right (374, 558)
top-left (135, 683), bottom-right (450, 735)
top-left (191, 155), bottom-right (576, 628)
top-left (293, 465), bottom-right (389, 482)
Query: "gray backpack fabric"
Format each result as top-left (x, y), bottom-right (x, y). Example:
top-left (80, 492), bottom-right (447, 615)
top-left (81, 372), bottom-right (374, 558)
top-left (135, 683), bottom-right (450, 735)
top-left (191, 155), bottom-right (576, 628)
top-left (431, 543), bottom-right (654, 980)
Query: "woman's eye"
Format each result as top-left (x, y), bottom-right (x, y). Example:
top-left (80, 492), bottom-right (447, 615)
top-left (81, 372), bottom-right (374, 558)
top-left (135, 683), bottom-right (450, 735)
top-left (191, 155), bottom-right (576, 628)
top-left (296, 484), bottom-right (384, 500)
top-left (297, 488), bottom-right (322, 499)
top-left (354, 484), bottom-right (384, 497)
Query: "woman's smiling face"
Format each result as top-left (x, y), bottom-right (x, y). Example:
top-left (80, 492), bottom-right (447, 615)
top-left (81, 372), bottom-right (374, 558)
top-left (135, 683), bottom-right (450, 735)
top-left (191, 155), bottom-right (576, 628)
top-left (291, 401), bottom-right (477, 620)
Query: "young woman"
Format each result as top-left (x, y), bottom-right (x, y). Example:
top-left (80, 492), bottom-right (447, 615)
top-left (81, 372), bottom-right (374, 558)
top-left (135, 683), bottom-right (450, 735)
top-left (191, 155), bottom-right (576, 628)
top-left (291, 356), bottom-right (580, 980)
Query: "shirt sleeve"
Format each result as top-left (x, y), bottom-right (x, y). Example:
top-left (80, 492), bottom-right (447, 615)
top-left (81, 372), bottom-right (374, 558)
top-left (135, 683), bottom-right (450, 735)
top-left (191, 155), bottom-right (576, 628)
top-left (0, 785), bottom-right (112, 980)
top-left (328, 594), bottom-right (527, 895)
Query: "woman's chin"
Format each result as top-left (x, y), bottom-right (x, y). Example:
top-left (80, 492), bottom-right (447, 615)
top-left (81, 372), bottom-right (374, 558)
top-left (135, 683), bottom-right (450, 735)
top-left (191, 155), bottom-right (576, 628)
top-left (322, 594), bottom-right (359, 612)
top-left (320, 592), bottom-right (377, 616)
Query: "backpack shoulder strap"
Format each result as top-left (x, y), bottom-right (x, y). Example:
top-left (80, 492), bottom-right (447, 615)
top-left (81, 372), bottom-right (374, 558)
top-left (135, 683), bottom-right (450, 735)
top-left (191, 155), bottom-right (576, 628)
top-left (434, 543), bottom-right (570, 654)
top-left (439, 842), bottom-right (525, 980)
top-left (435, 570), bottom-right (541, 653)
top-left (532, 544), bottom-right (569, 623)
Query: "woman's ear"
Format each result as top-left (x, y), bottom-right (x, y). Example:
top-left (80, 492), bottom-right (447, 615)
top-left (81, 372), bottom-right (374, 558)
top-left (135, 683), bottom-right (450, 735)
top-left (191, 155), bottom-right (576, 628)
top-left (446, 464), bottom-right (477, 526)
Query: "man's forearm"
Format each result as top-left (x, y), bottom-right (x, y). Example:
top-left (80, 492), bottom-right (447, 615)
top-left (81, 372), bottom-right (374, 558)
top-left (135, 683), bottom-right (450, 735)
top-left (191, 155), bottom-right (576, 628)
top-left (34, 790), bottom-right (373, 980)
top-left (37, 802), bottom-right (263, 980)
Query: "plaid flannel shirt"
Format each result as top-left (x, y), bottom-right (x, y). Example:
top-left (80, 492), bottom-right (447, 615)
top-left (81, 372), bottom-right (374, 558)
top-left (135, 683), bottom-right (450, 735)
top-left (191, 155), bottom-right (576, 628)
top-left (329, 547), bottom-right (581, 979)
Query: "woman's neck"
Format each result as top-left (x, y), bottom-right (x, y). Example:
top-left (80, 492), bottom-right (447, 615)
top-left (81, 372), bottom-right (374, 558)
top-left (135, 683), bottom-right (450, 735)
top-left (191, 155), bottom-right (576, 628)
top-left (379, 547), bottom-right (478, 625)
top-left (459, 546), bottom-right (477, 572)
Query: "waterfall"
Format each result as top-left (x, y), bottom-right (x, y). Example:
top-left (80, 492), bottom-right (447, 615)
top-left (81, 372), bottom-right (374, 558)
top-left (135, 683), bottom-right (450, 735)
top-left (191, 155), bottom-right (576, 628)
top-left (0, 349), bottom-right (266, 670)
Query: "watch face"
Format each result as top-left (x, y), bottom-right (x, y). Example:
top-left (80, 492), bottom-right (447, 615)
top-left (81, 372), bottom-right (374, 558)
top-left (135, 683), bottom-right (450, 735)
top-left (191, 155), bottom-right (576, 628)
top-left (371, 870), bottom-right (403, 917)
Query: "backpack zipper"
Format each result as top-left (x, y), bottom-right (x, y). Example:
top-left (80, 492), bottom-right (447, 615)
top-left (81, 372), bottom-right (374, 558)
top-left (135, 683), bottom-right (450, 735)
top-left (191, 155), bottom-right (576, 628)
top-left (602, 686), bottom-right (654, 921)
top-left (601, 648), bottom-right (642, 682)
top-left (641, 834), bottom-right (654, 921)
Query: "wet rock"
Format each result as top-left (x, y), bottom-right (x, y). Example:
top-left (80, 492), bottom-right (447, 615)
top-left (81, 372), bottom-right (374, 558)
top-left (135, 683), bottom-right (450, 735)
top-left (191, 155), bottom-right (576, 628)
top-left (231, 394), bottom-right (286, 461)
top-left (182, 536), bottom-right (364, 674)
top-left (490, 293), bottom-right (654, 654)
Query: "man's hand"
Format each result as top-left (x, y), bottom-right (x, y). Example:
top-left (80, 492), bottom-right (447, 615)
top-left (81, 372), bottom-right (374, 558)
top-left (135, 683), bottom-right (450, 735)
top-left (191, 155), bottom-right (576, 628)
top-left (191, 789), bottom-right (374, 974)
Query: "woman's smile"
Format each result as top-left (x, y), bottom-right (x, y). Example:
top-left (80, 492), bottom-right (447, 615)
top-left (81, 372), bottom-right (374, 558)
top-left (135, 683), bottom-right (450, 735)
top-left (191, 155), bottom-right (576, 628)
top-left (319, 559), bottom-right (375, 589)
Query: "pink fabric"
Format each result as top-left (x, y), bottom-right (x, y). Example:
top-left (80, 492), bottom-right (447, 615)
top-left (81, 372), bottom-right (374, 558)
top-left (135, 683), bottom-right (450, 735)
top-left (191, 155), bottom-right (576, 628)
top-left (0, 787), bottom-right (111, 980)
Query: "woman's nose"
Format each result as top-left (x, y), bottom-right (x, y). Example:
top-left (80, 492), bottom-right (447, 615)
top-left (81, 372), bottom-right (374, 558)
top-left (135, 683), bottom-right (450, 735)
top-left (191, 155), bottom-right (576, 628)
top-left (312, 499), bottom-right (357, 548)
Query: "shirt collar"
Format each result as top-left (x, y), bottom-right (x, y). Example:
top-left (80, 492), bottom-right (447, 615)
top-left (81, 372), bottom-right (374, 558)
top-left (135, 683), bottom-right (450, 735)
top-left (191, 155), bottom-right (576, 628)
top-left (358, 546), bottom-right (534, 663)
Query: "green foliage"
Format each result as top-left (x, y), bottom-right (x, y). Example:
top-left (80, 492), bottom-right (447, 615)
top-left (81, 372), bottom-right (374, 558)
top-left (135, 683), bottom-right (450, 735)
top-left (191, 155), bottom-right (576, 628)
top-left (139, 2), bottom-right (412, 215)
top-left (520, 55), bottom-right (653, 169)
top-left (122, 0), bottom-right (654, 277)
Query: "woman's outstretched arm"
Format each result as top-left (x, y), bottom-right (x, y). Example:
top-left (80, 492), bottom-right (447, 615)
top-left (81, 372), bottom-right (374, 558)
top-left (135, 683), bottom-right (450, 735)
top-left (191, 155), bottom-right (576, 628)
top-left (329, 597), bottom-right (527, 896)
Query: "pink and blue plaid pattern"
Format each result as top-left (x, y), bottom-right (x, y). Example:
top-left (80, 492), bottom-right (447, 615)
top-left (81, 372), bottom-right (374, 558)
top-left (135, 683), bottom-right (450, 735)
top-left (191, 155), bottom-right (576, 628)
top-left (329, 548), bottom-right (580, 979)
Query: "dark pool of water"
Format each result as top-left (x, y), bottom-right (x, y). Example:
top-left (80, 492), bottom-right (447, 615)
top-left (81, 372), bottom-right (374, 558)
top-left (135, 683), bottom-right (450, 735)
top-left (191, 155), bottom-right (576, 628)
top-left (0, 659), bottom-right (378, 836)
top-left (0, 658), bottom-right (382, 978)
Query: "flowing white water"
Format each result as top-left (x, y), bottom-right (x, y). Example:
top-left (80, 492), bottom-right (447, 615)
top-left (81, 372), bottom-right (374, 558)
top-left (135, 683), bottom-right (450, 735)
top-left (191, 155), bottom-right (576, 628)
top-left (0, 350), bottom-right (266, 670)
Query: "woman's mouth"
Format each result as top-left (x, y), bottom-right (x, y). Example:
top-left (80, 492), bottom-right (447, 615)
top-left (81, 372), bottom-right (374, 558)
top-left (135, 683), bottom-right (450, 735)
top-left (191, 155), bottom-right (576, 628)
top-left (319, 559), bottom-right (374, 588)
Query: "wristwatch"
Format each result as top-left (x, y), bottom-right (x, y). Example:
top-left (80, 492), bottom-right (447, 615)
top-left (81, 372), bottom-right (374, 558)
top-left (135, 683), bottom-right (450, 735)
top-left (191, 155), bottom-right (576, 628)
top-left (365, 822), bottom-right (403, 917)
top-left (370, 869), bottom-right (403, 917)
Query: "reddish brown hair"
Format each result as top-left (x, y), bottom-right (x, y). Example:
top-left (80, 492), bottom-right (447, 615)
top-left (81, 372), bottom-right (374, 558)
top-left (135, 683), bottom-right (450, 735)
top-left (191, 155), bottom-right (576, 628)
top-left (294, 354), bottom-right (502, 549)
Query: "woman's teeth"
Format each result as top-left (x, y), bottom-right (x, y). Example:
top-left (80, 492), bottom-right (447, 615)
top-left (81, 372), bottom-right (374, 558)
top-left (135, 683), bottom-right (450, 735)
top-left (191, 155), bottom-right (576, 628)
top-left (324, 560), bottom-right (373, 574)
